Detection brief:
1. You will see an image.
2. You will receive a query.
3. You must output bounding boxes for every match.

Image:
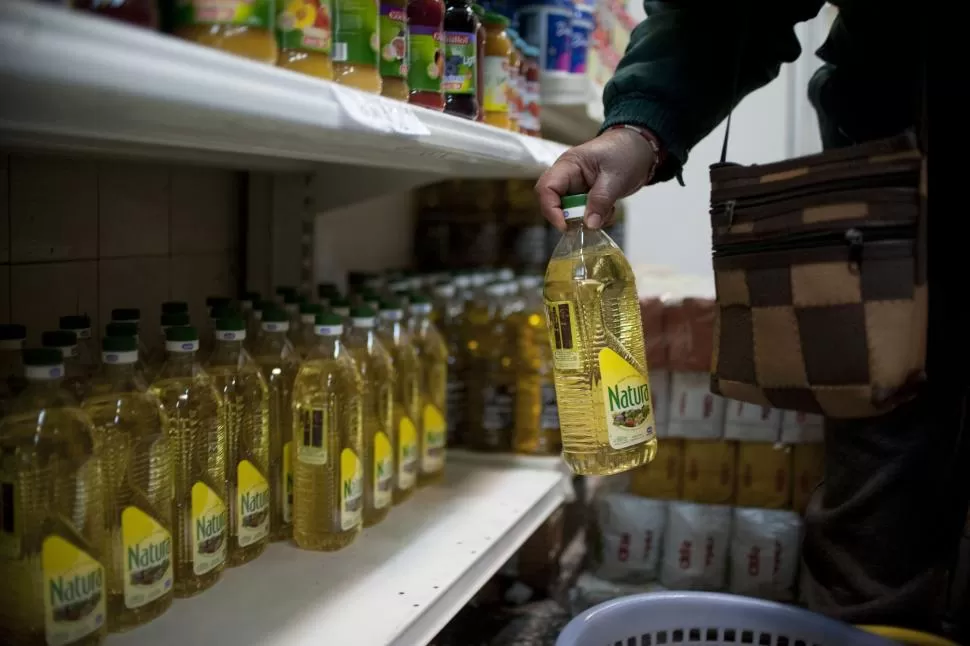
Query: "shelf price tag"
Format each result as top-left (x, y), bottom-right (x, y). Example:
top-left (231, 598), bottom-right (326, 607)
top-left (331, 85), bottom-right (394, 134)
top-left (383, 102), bottom-right (431, 137)
top-left (521, 135), bottom-right (561, 166)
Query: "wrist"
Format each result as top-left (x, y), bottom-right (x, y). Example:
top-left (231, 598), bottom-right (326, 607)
top-left (607, 124), bottom-right (666, 185)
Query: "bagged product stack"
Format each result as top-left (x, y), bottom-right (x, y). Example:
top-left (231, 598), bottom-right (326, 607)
top-left (660, 501), bottom-right (732, 591)
top-left (589, 492), bottom-right (667, 583)
top-left (728, 508), bottom-right (802, 602)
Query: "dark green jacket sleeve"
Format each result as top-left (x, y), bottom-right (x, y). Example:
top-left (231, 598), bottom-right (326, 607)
top-left (602, 1), bottom-right (823, 182)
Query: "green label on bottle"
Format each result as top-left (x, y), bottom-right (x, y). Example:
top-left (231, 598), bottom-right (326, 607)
top-left (174, 0), bottom-right (274, 28)
top-left (277, 0), bottom-right (332, 53)
top-left (378, 3), bottom-right (408, 78)
top-left (407, 26), bottom-right (443, 92)
top-left (443, 31), bottom-right (476, 95)
top-left (332, 0), bottom-right (379, 66)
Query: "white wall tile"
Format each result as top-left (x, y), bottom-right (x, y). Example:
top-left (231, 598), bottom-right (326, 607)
top-left (170, 253), bottom-right (236, 328)
top-left (99, 161), bottom-right (170, 258)
top-left (99, 257), bottom-right (171, 348)
top-left (171, 168), bottom-right (238, 254)
top-left (11, 261), bottom-right (98, 344)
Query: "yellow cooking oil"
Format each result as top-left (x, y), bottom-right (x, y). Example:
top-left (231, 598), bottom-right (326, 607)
top-left (344, 307), bottom-right (396, 527)
top-left (544, 193), bottom-right (657, 475)
top-left (431, 283), bottom-right (466, 447)
top-left (376, 299), bottom-right (421, 504)
top-left (248, 307), bottom-right (300, 542)
top-left (205, 316), bottom-right (271, 567)
top-left (514, 275), bottom-right (562, 455)
top-left (83, 336), bottom-right (174, 632)
top-left (292, 313), bottom-right (363, 551)
top-left (407, 294), bottom-right (448, 485)
top-left (0, 348), bottom-right (107, 646)
top-left (149, 326), bottom-right (227, 597)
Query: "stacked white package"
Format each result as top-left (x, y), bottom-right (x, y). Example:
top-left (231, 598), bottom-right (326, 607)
top-left (569, 572), bottom-right (668, 616)
top-left (780, 410), bottom-right (825, 444)
top-left (723, 400), bottom-right (783, 442)
top-left (660, 501), bottom-right (732, 591)
top-left (666, 372), bottom-right (726, 439)
top-left (591, 493), bottom-right (668, 583)
top-left (728, 507), bottom-right (803, 602)
top-left (650, 369), bottom-right (671, 438)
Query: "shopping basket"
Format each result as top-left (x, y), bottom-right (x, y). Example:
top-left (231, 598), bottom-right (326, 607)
top-left (556, 591), bottom-right (895, 645)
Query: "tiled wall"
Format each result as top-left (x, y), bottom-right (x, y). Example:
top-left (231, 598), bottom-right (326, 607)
top-left (0, 151), bottom-right (241, 348)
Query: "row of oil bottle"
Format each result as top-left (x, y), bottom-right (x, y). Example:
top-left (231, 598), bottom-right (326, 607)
top-left (0, 284), bottom-right (448, 645)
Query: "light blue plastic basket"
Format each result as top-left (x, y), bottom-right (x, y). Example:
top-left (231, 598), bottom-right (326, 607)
top-left (556, 591), bottom-right (897, 646)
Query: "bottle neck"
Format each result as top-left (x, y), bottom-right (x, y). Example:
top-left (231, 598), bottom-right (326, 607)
top-left (565, 217), bottom-right (584, 232)
top-left (314, 335), bottom-right (340, 358)
top-left (210, 339), bottom-right (244, 364)
top-left (164, 351), bottom-right (197, 375)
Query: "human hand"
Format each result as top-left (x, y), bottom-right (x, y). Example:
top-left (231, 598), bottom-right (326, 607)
top-left (535, 127), bottom-right (657, 231)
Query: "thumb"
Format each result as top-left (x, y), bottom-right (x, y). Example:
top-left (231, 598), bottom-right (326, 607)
top-left (585, 172), bottom-right (625, 229)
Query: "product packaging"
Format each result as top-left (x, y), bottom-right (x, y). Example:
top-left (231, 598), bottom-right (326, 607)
top-left (780, 410), bottom-right (825, 444)
top-left (681, 439), bottom-right (737, 505)
top-left (792, 443), bottom-right (825, 514)
top-left (667, 371), bottom-right (726, 439)
top-left (728, 507), bottom-right (802, 601)
top-left (569, 2), bottom-right (594, 74)
top-left (629, 438), bottom-right (683, 500)
top-left (660, 501), bottom-right (732, 591)
top-left (589, 493), bottom-right (667, 583)
top-left (569, 572), bottom-right (667, 616)
top-left (735, 442), bottom-right (792, 509)
top-left (665, 297), bottom-right (716, 374)
top-left (516, 0), bottom-right (573, 74)
top-left (723, 400), bottom-right (782, 442)
top-left (650, 369), bottom-right (670, 438)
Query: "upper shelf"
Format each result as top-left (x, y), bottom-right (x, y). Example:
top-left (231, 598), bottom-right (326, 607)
top-left (540, 74), bottom-right (605, 146)
top-left (0, 2), bottom-right (568, 176)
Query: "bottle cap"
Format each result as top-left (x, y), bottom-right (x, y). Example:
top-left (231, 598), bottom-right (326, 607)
top-left (330, 296), bottom-right (350, 309)
top-left (161, 301), bottom-right (189, 315)
top-left (105, 322), bottom-right (138, 338)
top-left (283, 292), bottom-right (304, 305)
top-left (314, 312), bottom-right (344, 336)
top-left (42, 330), bottom-right (78, 349)
top-left (241, 291), bottom-right (261, 302)
top-left (206, 296), bottom-right (231, 312)
top-left (317, 283), bottom-right (340, 299)
top-left (254, 299), bottom-right (274, 313)
top-left (483, 11), bottom-right (509, 26)
top-left (300, 302), bottom-right (322, 315)
top-left (561, 193), bottom-right (588, 220)
top-left (0, 324), bottom-right (27, 341)
top-left (111, 307), bottom-right (141, 322)
top-left (165, 325), bottom-right (200, 352)
top-left (161, 312), bottom-right (191, 328)
top-left (350, 306), bottom-right (376, 328)
top-left (433, 283), bottom-right (456, 298)
top-left (210, 305), bottom-right (239, 321)
top-left (24, 348), bottom-right (63, 367)
top-left (261, 307), bottom-right (290, 332)
top-left (102, 335), bottom-right (139, 364)
top-left (275, 286), bottom-right (297, 297)
top-left (59, 314), bottom-right (91, 330)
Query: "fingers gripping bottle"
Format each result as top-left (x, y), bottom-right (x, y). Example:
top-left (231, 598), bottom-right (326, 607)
top-left (543, 194), bottom-right (658, 475)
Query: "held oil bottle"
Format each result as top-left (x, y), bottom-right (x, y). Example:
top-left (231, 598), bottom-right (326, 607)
top-left (543, 194), bottom-right (657, 475)
top-left (149, 326), bottom-right (227, 597)
top-left (344, 307), bottom-right (396, 527)
top-left (41, 330), bottom-right (89, 403)
top-left (514, 275), bottom-right (561, 455)
top-left (59, 315), bottom-right (98, 379)
top-left (408, 295), bottom-right (448, 485)
top-left (205, 316), bottom-right (271, 567)
top-left (292, 313), bottom-right (363, 551)
top-left (0, 348), bottom-right (107, 646)
top-left (83, 336), bottom-right (174, 631)
top-left (247, 307), bottom-right (300, 541)
top-left (376, 299), bottom-right (420, 505)
top-left (0, 324), bottom-right (27, 416)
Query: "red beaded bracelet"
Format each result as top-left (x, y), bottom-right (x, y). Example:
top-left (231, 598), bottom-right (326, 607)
top-left (607, 124), bottom-right (666, 185)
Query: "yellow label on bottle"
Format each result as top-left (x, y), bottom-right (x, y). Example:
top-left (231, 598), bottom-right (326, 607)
top-left (397, 416), bottom-right (418, 490)
top-left (374, 431), bottom-right (393, 510)
top-left (421, 403), bottom-right (446, 473)
top-left (191, 482), bottom-right (227, 575)
top-left (121, 506), bottom-right (173, 610)
top-left (0, 476), bottom-right (20, 558)
top-left (340, 448), bottom-right (362, 531)
top-left (236, 460), bottom-right (270, 547)
top-left (282, 440), bottom-right (293, 524)
top-left (599, 347), bottom-right (655, 449)
top-left (545, 300), bottom-right (581, 369)
top-left (42, 535), bottom-right (106, 646)
top-left (298, 407), bottom-right (328, 465)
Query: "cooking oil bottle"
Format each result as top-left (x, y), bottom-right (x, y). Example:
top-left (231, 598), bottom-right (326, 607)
top-left (344, 307), bottom-right (396, 527)
top-left (111, 308), bottom-right (151, 368)
top-left (106, 322), bottom-right (151, 388)
top-left (432, 283), bottom-right (466, 447)
top-left (59, 315), bottom-right (98, 378)
top-left (330, 296), bottom-right (351, 321)
top-left (0, 348), bottom-right (107, 646)
top-left (205, 316), bottom-right (271, 567)
top-left (83, 336), bottom-right (174, 632)
top-left (201, 297), bottom-right (232, 359)
top-left (247, 307), bottom-right (300, 541)
top-left (149, 326), bottom-right (227, 597)
top-left (292, 313), bottom-right (363, 551)
top-left (408, 295), bottom-right (448, 485)
top-left (544, 194), bottom-right (657, 475)
top-left (0, 324), bottom-right (26, 416)
top-left (317, 283), bottom-right (340, 309)
top-left (376, 299), bottom-right (420, 504)
top-left (292, 302), bottom-right (322, 357)
top-left (41, 330), bottom-right (89, 402)
top-left (513, 275), bottom-right (561, 455)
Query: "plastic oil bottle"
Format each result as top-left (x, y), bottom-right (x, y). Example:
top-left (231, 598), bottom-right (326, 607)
top-left (292, 302), bottom-right (322, 357)
top-left (82, 335), bottom-right (174, 631)
top-left (513, 275), bottom-right (561, 455)
top-left (408, 294), bottom-right (448, 485)
top-left (247, 307), bottom-right (300, 541)
top-left (330, 296), bottom-right (351, 321)
top-left (111, 308), bottom-right (151, 367)
top-left (41, 330), bottom-right (89, 403)
top-left (432, 283), bottom-right (466, 447)
top-left (544, 194), bottom-right (657, 475)
top-left (0, 348), bottom-right (107, 646)
top-left (205, 316), bottom-right (271, 567)
top-left (149, 326), bottom-right (227, 597)
top-left (344, 307), bottom-right (396, 527)
top-left (292, 313), bottom-right (363, 551)
top-left (106, 322), bottom-right (151, 388)
top-left (59, 315), bottom-right (98, 378)
top-left (0, 323), bottom-right (26, 416)
top-left (376, 299), bottom-right (420, 504)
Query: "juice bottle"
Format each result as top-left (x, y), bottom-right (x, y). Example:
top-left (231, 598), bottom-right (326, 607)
top-left (106, 322), bottom-right (151, 388)
top-left (205, 317), bottom-right (271, 567)
top-left (376, 299), bottom-right (420, 504)
top-left (59, 315), bottom-right (98, 378)
top-left (276, 0), bottom-right (334, 80)
top-left (482, 12), bottom-right (512, 129)
top-left (379, 0), bottom-right (409, 100)
top-left (0, 323), bottom-right (26, 415)
top-left (344, 307), bottom-right (396, 527)
top-left (471, 4), bottom-right (486, 121)
top-left (408, 295), bottom-right (448, 484)
top-left (513, 276), bottom-right (561, 454)
top-left (332, 0), bottom-right (383, 93)
top-left (83, 336), bottom-right (174, 632)
top-left (171, 0), bottom-right (278, 64)
top-left (247, 307), bottom-right (300, 541)
top-left (0, 348), bottom-right (107, 646)
top-left (41, 330), bottom-right (89, 403)
top-left (543, 194), bottom-right (657, 474)
top-left (407, 0), bottom-right (445, 110)
top-left (149, 326), bottom-right (227, 597)
top-left (111, 308), bottom-right (151, 370)
top-left (292, 313), bottom-right (363, 550)
top-left (443, 0), bottom-right (479, 119)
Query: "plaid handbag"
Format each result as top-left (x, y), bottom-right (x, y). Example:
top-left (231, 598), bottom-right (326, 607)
top-left (708, 132), bottom-right (927, 418)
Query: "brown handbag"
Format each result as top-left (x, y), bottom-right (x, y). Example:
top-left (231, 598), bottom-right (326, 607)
top-left (708, 132), bottom-right (927, 418)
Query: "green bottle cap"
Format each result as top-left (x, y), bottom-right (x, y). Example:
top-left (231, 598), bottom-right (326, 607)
top-left (24, 348), bottom-right (63, 367)
top-left (315, 312), bottom-right (344, 326)
top-left (0, 324), bottom-right (26, 341)
top-left (329, 296), bottom-right (350, 308)
top-left (560, 193), bottom-right (588, 209)
top-left (350, 306), bottom-right (376, 318)
top-left (379, 297), bottom-right (403, 311)
top-left (283, 292), bottom-right (304, 305)
top-left (241, 291), bottom-right (261, 302)
top-left (317, 283), bottom-right (340, 298)
top-left (161, 301), bottom-right (189, 315)
top-left (59, 314), bottom-right (91, 330)
top-left (300, 302), bottom-right (323, 315)
top-left (166, 326), bottom-right (199, 342)
top-left (210, 305), bottom-right (239, 321)
top-left (161, 312), bottom-right (190, 328)
top-left (206, 296), bottom-right (232, 309)
top-left (102, 336), bottom-right (137, 353)
top-left (261, 308), bottom-right (289, 324)
top-left (483, 11), bottom-right (509, 26)
top-left (275, 286), bottom-right (297, 297)
top-left (215, 316), bottom-right (246, 332)
top-left (111, 307), bottom-right (140, 322)
top-left (106, 322), bottom-right (138, 338)
top-left (41, 330), bottom-right (77, 348)
top-left (254, 299), bottom-right (275, 312)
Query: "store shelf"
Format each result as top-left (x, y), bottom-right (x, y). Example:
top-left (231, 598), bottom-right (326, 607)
top-left (114, 461), bottom-right (568, 646)
top-left (540, 73), bottom-right (605, 146)
top-left (449, 448), bottom-right (576, 501)
top-left (0, 2), bottom-right (567, 178)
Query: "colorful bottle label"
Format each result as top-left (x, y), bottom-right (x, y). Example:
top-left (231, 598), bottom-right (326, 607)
top-left (282, 440), bottom-right (293, 523)
top-left (332, 0), bottom-right (379, 65)
top-left (408, 26), bottom-right (444, 92)
top-left (277, 0), bottom-right (332, 53)
top-left (519, 79), bottom-right (540, 132)
top-left (174, 0), bottom-right (274, 28)
top-left (545, 300), bottom-right (580, 369)
top-left (340, 449), bottom-right (363, 530)
top-left (397, 416), bottom-right (418, 490)
top-left (540, 382), bottom-right (560, 430)
top-left (191, 482), bottom-right (227, 576)
top-left (442, 31), bottom-right (476, 94)
top-left (42, 535), bottom-right (106, 646)
top-left (599, 348), bottom-right (655, 449)
top-left (378, 2), bottom-right (408, 78)
top-left (298, 408), bottom-right (328, 465)
top-left (236, 460), bottom-right (270, 547)
top-left (121, 507), bottom-right (173, 610)
top-left (483, 55), bottom-right (509, 112)
top-left (0, 476), bottom-right (19, 558)
top-left (373, 431), bottom-right (393, 509)
top-left (421, 403), bottom-right (446, 473)
top-left (518, 8), bottom-right (572, 72)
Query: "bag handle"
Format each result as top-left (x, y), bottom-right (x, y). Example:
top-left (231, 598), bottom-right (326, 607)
top-left (719, 5), bottom-right (749, 164)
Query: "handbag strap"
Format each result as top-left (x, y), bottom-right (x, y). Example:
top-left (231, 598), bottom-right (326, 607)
top-left (719, 10), bottom-right (748, 164)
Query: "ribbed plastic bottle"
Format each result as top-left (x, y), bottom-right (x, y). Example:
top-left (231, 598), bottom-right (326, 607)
top-left (408, 294), bottom-right (448, 485)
